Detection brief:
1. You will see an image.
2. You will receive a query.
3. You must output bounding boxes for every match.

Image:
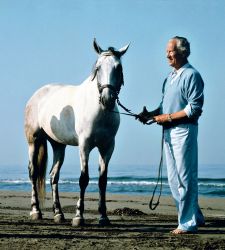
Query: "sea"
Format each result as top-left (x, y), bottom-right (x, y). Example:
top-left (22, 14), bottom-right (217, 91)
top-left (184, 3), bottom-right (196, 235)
top-left (0, 164), bottom-right (225, 198)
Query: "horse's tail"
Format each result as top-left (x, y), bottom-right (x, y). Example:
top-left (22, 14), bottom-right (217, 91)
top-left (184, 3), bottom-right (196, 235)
top-left (37, 139), bottom-right (48, 206)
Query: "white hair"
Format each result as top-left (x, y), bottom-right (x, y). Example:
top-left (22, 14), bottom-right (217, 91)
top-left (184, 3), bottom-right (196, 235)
top-left (172, 36), bottom-right (191, 58)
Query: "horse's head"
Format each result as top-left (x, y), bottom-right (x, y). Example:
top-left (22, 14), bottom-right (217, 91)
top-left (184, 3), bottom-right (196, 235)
top-left (92, 39), bottom-right (129, 110)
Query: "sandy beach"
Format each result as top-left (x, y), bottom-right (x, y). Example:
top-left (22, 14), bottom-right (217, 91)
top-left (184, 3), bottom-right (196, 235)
top-left (0, 191), bottom-right (224, 250)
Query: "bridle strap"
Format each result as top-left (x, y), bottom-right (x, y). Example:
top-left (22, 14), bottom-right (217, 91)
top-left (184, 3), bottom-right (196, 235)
top-left (92, 66), bottom-right (122, 103)
top-left (98, 83), bottom-right (119, 95)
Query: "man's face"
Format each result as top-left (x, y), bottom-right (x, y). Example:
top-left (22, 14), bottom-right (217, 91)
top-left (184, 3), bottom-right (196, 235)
top-left (166, 39), bottom-right (184, 70)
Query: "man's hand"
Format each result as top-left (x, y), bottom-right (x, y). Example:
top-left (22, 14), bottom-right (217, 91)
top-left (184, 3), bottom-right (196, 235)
top-left (136, 106), bottom-right (151, 124)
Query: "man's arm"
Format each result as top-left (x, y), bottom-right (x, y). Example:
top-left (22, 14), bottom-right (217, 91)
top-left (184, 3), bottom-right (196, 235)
top-left (154, 71), bottom-right (204, 125)
top-left (153, 110), bottom-right (187, 124)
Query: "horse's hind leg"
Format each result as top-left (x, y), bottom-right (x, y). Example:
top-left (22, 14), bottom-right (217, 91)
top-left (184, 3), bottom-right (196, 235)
top-left (98, 140), bottom-right (115, 226)
top-left (28, 141), bottom-right (46, 220)
top-left (49, 141), bottom-right (66, 223)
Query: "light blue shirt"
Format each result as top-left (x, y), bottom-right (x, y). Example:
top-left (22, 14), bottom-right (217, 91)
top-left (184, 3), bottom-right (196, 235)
top-left (160, 63), bottom-right (204, 122)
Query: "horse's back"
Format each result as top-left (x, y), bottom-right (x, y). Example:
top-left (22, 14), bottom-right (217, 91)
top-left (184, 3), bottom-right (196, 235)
top-left (25, 85), bottom-right (58, 142)
top-left (25, 84), bottom-right (79, 145)
top-left (25, 84), bottom-right (64, 117)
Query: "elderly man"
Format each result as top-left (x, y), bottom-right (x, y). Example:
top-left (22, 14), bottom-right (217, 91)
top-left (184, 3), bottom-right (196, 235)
top-left (138, 36), bottom-right (205, 234)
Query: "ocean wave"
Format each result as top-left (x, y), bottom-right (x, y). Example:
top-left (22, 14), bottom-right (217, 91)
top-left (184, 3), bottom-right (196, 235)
top-left (1, 178), bottom-right (225, 187)
top-left (107, 181), bottom-right (168, 186)
top-left (57, 179), bottom-right (169, 186)
top-left (198, 182), bottom-right (225, 187)
top-left (0, 179), bottom-right (30, 184)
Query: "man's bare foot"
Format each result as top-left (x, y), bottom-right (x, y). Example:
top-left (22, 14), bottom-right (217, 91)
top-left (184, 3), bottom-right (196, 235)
top-left (170, 228), bottom-right (194, 234)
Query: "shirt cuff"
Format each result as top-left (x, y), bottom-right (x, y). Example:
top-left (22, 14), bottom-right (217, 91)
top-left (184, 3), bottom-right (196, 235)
top-left (184, 104), bottom-right (192, 117)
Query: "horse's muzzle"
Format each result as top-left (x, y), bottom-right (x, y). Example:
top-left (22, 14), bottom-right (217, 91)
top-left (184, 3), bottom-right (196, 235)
top-left (100, 89), bottom-right (117, 110)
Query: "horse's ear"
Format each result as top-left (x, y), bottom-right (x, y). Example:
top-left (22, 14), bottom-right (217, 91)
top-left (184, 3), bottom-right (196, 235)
top-left (118, 43), bottom-right (130, 57)
top-left (93, 38), bottom-right (103, 54)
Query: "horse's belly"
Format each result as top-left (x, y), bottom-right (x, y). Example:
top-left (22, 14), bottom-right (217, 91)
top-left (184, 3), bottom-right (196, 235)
top-left (41, 115), bottom-right (79, 146)
top-left (43, 122), bottom-right (78, 146)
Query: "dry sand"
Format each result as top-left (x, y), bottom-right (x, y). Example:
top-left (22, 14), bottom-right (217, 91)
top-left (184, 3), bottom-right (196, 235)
top-left (0, 191), bottom-right (224, 249)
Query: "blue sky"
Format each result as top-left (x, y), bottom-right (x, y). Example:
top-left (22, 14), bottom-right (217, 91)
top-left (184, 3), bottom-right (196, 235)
top-left (0, 0), bottom-right (225, 169)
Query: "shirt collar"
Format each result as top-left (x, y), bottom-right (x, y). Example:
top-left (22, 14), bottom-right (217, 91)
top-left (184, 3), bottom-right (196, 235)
top-left (169, 63), bottom-right (190, 84)
top-left (173, 62), bottom-right (190, 77)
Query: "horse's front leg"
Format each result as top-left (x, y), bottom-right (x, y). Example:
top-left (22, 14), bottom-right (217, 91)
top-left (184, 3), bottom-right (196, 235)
top-left (98, 140), bottom-right (115, 226)
top-left (72, 143), bottom-right (90, 226)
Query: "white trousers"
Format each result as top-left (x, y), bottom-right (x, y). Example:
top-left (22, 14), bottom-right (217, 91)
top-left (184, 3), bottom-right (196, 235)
top-left (164, 124), bottom-right (205, 232)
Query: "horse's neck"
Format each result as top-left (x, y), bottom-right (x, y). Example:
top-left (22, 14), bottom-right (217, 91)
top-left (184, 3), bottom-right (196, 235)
top-left (80, 76), bottom-right (99, 94)
top-left (81, 75), bottom-right (95, 87)
top-left (78, 76), bottom-right (101, 107)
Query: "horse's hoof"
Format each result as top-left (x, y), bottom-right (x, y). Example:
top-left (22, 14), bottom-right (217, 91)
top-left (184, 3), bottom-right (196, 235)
top-left (99, 217), bottom-right (111, 226)
top-left (54, 213), bottom-right (65, 223)
top-left (72, 217), bottom-right (85, 227)
top-left (30, 211), bottom-right (42, 220)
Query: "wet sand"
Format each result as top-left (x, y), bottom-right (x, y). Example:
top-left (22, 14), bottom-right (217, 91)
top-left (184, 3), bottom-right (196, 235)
top-left (0, 191), bottom-right (225, 249)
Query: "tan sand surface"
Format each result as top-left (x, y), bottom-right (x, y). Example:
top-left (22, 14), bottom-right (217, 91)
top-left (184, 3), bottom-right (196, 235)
top-left (0, 191), bottom-right (224, 249)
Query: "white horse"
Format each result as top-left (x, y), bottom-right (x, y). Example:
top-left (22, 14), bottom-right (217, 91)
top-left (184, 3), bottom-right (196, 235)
top-left (24, 39), bottom-right (129, 226)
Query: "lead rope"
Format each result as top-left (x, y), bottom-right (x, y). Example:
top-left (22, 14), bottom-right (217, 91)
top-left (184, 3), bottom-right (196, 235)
top-left (110, 98), bottom-right (163, 209)
top-left (149, 128), bottom-right (164, 210)
top-left (115, 98), bottom-right (156, 125)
